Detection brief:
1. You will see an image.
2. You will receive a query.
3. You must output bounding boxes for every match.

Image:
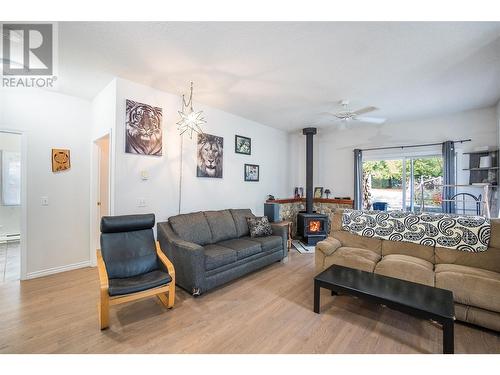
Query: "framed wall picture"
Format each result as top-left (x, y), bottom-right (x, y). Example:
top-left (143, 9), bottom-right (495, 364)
top-left (197, 133), bottom-right (223, 178)
top-left (314, 187), bottom-right (323, 198)
top-left (52, 149), bottom-right (71, 172)
top-left (125, 99), bottom-right (163, 156)
top-left (244, 164), bottom-right (259, 182)
top-left (235, 135), bottom-right (251, 155)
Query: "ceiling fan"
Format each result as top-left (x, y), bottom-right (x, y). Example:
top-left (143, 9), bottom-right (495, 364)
top-left (321, 100), bottom-right (386, 127)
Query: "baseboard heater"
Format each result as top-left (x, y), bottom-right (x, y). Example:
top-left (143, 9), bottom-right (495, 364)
top-left (0, 233), bottom-right (21, 243)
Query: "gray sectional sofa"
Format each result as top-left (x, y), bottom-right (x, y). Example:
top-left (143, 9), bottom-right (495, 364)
top-left (157, 209), bottom-right (288, 295)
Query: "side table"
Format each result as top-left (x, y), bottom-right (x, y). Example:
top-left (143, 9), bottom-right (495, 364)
top-left (273, 220), bottom-right (292, 251)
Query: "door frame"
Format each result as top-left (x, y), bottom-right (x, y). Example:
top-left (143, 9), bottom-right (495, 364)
top-left (90, 130), bottom-right (113, 267)
top-left (0, 129), bottom-right (27, 280)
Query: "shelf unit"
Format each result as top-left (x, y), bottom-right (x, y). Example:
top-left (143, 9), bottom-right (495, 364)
top-left (463, 167), bottom-right (499, 171)
top-left (463, 149), bottom-right (499, 186)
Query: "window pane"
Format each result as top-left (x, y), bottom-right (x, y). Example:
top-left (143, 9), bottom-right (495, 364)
top-left (363, 159), bottom-right (404, 210)
top-left (412, 156), bottom-right (444, 213)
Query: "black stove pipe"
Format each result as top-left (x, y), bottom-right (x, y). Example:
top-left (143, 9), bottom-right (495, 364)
top-left (302, 127), bottom-right (317, 214)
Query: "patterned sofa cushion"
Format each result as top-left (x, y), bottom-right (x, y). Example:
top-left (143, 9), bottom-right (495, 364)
top-left (342, 209), bottom-right (490, 252)
top-left (247, 216), bottom-right (272, 238)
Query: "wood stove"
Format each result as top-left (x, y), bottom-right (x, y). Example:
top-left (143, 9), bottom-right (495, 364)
top-left (297, 127), bottom-right (328, 245)
top-left (297, 212), bottom-right (328, 245)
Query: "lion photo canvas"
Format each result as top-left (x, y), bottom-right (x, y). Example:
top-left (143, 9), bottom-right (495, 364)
top-left (125, 99), bottom-right (163, 156)
top-left (197, 133), bottom-right (223, 178)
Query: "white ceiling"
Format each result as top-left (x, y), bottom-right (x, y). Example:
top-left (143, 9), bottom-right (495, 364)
top-left (58, 22), bottom-right (500, 132)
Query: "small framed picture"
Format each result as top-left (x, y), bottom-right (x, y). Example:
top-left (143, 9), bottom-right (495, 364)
top-left (235, 135), bottom-right (251, 155)
top-left (244, 164), bottom-right (259, 182)
top-left (52, 149), bottom-right (71, 172)
top-left (314, 187), bottom-right (323, 198)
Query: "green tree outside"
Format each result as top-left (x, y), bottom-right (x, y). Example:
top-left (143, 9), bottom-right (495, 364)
top-left (363, 158), bottom-right (443, 189)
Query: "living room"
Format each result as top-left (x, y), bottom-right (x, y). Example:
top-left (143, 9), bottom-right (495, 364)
top-left (1, 1), bottom-right (500, 373)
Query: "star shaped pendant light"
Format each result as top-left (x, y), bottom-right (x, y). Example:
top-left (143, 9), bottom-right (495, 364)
top-left (176, 81), bottom-right (206, 138)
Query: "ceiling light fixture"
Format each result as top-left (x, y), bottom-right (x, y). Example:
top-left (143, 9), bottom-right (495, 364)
top-left (176, 81), bottom-right (206, 215)
top-left (176, 81), bottom-right (206, 139)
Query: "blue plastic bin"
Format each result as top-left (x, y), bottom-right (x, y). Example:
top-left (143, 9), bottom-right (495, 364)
top-left (372, 202), bottom-right (388, 211)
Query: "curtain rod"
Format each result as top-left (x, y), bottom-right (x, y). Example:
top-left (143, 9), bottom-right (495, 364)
top-left (359, 139), bottom-right (472, 152)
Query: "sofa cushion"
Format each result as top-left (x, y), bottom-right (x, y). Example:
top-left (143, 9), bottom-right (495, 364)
top-left (108, 270), bottom-right (172, 296)
top-left (316, 237), bottom-right (342, 256)
top-left (247, 216), bottom-right (273, 238)
top-left (330, 209), bottom-right (344, 232)
top-left (435, 245), bottom-right (500, 274)
top-left (435, 264), bottom-right (500, 313)
top-left (488, 218), bottom-right (500, 248)
top-left (230, 209), bottom-right (255, 237)
top-left (374, 254), bottom-right (435, 286)
top-left (381, 240), bottom-right (434, 264)
top-left (331, 230), bottom-right (382, 254)
top-left (218, 238), bottom-right (262, 260)
top-left (244, 235), bottom-right (282, 252)
top-left (324, 246), bottom-right (381, 273)
top-left (458, 304), bottom-right (500, 333)
top-left (169, 212), bottom-right (213, 245)
top-left (204, 210), bottom-right (238, 243)
top-left (204, 244), bottom-right (238, 271)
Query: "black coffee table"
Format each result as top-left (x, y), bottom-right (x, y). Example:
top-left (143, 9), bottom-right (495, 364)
top-left (314, 265), bottom-right (455, 354)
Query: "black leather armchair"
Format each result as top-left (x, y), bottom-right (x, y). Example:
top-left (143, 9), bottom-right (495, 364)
top-left (97, 214), bottom-right (175, 330)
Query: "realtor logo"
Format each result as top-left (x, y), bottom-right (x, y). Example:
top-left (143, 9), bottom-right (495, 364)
top-left (1, 23), bottom-right (57, 88)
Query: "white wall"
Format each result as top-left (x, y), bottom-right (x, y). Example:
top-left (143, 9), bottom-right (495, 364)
top-left (90, 80), bottom-right (116, 263)
top-left (0, 132), bottom-right (21, 236)
top-left (0, 88), bottom-right (91, 278)
top-left (91, 79), bottom-right (116, 141)
top-left (288, 107), bottom-right (499, 200)
top-left (113, 78), bottom-right (289, 223)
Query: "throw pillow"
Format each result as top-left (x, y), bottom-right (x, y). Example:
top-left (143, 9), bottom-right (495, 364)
top-left (246, 216), bottom-right (273, 238)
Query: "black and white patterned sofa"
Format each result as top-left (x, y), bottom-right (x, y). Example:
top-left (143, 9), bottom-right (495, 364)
top-left (157, 209), bottom-right (288, 295)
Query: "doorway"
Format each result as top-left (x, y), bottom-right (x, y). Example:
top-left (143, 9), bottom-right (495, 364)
top-left (0, 131), bottom-right (22, 283)
top-left (91, 134), bottom-right (111, 265)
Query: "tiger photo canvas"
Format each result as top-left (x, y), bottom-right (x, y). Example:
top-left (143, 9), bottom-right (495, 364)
top-left (125, 99), bottom-right (163, 156)
top-left (197, 133), bottom-right (223, 178)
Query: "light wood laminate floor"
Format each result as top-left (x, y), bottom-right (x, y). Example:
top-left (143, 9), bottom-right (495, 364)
top-left (0, 251), bottom-right (499, 353)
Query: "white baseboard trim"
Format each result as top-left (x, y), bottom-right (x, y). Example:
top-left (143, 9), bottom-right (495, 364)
top-left (25, 260), bottom-right (92, 280)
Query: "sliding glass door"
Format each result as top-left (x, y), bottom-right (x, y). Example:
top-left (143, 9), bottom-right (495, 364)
top-left (363, 159), bottom-right (405, 210)
top-left (363, 155), bottom-right (443, 212)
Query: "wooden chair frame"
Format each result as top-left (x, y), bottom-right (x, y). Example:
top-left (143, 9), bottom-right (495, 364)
top-left (96, 241), bottom-right (176, 330)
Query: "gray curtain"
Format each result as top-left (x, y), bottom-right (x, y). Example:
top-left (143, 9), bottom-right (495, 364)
top-left (442, 141), bottom-right (456, 214)
top-left (354, 149), bottom-right (363, 210)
